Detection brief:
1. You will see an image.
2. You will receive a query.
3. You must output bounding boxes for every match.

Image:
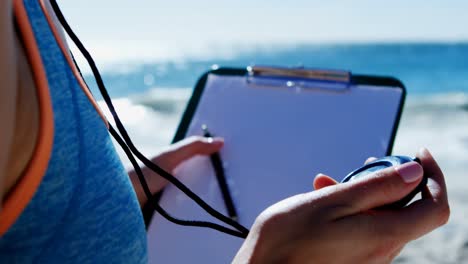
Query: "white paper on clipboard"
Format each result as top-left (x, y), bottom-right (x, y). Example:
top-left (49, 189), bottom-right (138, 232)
top-left (147, 71), bottom-right (404, 264)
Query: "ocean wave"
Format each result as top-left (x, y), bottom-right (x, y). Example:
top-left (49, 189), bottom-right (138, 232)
top-left (405, 92), bottom-right (468, 111)
top-left (131, 88), bottom-right (468, 114)
top-left (98, 93), bottom-right (185, 168)
top-left (130, 88), bottom-right (191, 113)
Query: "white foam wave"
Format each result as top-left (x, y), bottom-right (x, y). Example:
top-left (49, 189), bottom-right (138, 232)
top-left (98, 88), bottom-right (191, 168)
top-left (131, 88), bottom-right (192, 114)
top-left (405, 92), bottom-right (468, 109)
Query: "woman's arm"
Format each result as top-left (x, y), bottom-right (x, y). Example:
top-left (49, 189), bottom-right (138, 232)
top-left (0, 0), bottom-right (17, 208)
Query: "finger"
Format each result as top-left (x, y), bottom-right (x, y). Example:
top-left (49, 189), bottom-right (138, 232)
top-left (347, 149), bottom-right (449, 242)
top-left (417, 148), bottom-right (448, 203)
top-left (362, 192), bottom-right (450, 242)
top-left (313, 174), bottom-right (338, 190)
top-left (421, 185), bottom-right (431, 199)
top-left (158, 136), bottom-right (224, 169)
top-left (365, 157), bottom-right (378, 165)
top-left (377, 148), bottom-right (449, 240)
top-left (325, 161), bottom-right (424, 218)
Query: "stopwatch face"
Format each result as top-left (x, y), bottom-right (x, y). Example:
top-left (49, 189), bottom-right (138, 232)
top-left (345, 164), bottom-right (388, 182)
top-left (342, 156), bottom-right (415, 183)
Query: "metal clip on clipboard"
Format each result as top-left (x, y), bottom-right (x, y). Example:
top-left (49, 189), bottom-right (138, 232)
top-left (246, 66), bottom-right (351, 92)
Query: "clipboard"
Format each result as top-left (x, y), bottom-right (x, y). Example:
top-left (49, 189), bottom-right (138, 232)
top-left (146, 66), bottom-right (406, 264)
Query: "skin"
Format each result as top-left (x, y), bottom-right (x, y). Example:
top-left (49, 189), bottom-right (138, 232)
top-left (0, 0), bottom-right (17, 206)
top-left (5, 33), bottom-right (40, 194)
top-left (1, 1), bottom-right (450, 263)
top-left (1, 0), bottom-right (40, 203)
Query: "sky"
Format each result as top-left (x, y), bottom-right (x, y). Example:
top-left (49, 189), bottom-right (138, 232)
top-left (58, 0), bottom-right (468, 63)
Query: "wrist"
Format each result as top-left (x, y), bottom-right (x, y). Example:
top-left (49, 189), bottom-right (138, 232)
top-left (233, 214), bottom-right (287, 264)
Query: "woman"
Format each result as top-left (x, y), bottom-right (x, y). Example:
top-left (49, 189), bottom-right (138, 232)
top-left (0, 0), bottom-right (449, 263)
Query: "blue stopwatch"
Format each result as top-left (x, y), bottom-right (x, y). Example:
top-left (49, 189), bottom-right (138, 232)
top-left (341, 156), bottom-right (428, 209)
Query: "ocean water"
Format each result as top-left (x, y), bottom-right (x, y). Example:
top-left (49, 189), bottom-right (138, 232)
top-left (89, 43), bottom-right (468, 156)
top-left (87, 43), bottom-right (468, 98)
top-left (92, 44), bottom-right (468, 263)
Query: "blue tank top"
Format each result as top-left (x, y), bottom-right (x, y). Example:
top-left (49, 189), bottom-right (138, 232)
top-left (0, 0), bottom-right (148, 262)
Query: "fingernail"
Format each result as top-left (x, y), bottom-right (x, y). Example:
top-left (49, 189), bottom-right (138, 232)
top-left (395, 161), bottom-right (423, 183)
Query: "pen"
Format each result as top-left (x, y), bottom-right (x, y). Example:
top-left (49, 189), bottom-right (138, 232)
top-left (202, 125), bottom-right (238, 221)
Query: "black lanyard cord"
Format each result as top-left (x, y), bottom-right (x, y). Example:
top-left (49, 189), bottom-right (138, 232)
top-left (72, 49), bottom-right (246, 238)
top-left (109, 126), bottom-right (247, 238)
top-left (49, 0), bottom-right (249, 237)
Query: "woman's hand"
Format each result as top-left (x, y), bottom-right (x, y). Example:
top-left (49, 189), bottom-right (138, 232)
top-left (129, 136), bottom-right (224, 207)
top-left (233, 148), bottom-right (449, 264)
